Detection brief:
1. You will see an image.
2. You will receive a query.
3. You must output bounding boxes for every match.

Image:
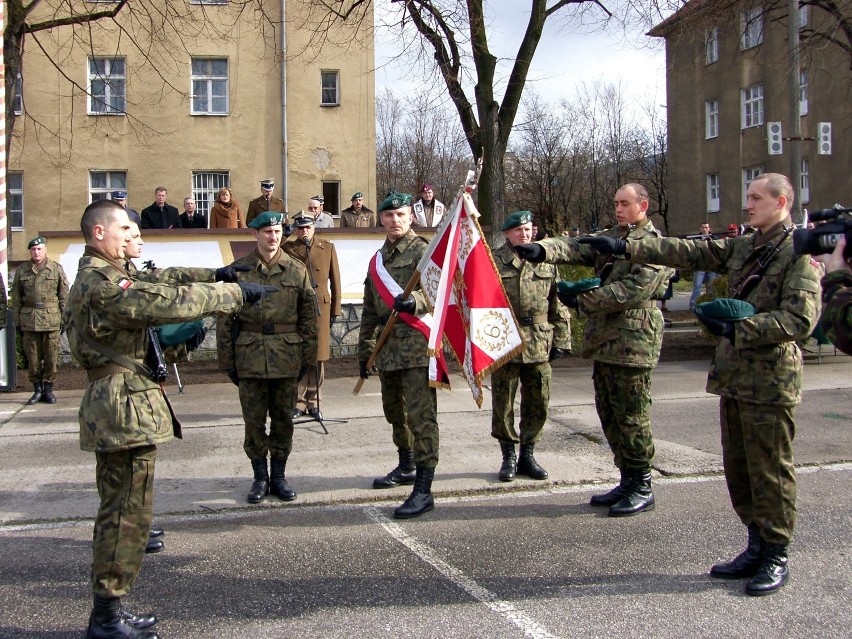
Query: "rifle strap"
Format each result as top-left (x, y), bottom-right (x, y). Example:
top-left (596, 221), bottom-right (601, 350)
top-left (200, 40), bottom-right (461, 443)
top-left (72, 310), bottom-right (152, 379)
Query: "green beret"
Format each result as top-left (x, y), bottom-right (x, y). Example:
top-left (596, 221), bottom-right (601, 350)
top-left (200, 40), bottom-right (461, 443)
top-left (156, 320), bottom-right (205, 347)
top-left (501, 211), bottom-right (533, 231)
top-left (694, 298), bottom-right (756, 321)
top-left (378, 191), bottom-right (412, 213)
top-left (351, 192), bottom-right (363, 201)
top-left (248, 211), bottom-right (285, 229)
top-left (557, 278), bottom-right (601, 295)
top-left (28, 236), bottom-right (47, 249)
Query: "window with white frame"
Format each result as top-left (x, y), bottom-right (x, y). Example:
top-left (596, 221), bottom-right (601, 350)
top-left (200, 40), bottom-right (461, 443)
top-left (799, 69), bottom-right (809, 116)
top-left (740, 7), bottom-right (764, 50)
top-left (321, 70), bottom-right (340, 106)
top-left (742, 165), bottom-right (764, 208)
top-left (191, 58), bottom-right (228, 115)
top-left (192, 171), bottom-right (229, 219)
top-left (741, 83), bottom-right (764, 128)
top-left (707, 174), bottom-right (720, 212)
top-left (13, 73), bottom-right (23, 115)
top-left (90, 171), bottom-right (127, 202)
top-left (88, 57), bottom-right (126, 115)
top-left (8, 173), bottom-right (23, 230)
top-left (800, 158), bottom-right (810, 204)
top-left (705, 99), bottom-right (719, 139)
top-left (705, 28), bottom-right (719, 64)
top-left (799, 5), bottom-right (809, 28)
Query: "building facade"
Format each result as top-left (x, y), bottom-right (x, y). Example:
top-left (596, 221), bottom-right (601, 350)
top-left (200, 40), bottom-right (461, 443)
top-left (8, 2), bottom-right (376, 258)
top-left (650, 0), bottom-right (851, 235)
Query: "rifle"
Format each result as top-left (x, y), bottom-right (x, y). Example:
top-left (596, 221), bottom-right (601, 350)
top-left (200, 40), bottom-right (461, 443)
top-left (729, 226), bottom-right (793, 300)
top-left (145, 328), bottom-right (169, 383)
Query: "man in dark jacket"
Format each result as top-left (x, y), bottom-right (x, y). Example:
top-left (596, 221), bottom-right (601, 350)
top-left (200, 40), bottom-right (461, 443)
top-left (141, 187), bottom-right (182, 229)
top-left (179, 196), bottom-right (207, 229)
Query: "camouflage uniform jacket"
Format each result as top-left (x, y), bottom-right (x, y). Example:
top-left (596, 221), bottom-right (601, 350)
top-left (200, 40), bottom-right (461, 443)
top-left (245, 195), bottom-right (287, 226)
top-left (628, 221), bottom-right (821, 406)
top-left (68, 248), bottom-right (244, 453)
top-left (12, 258), bottom-right (69, 331)
top-left (216, 248), bottom-right (318, 378)
top-left (820, 269), bottom-right (852, 355)
top-left (539, 218), bottom-right (674, 367)
top-left (494, 243), bottom-right (571, 363)
top-left (358, 229), bottom-right (430, 371)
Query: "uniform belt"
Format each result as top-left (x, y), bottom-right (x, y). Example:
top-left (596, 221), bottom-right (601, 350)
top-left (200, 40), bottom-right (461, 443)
top-left (518, 313), bottom-right (548, 326)
top-left (240, 322), bottom-right (298, 334)
top-left (26, 303), bottom-right (58, 310)
top-left (87, 363), bottom-right (135, 381)
top-left (636, 301), bottom-right (657, 309)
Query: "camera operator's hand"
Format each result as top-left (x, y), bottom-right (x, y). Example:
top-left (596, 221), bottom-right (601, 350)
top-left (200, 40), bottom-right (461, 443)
top-left (359, 361), bottom-right (371, 380)
top-left (215, 265), bottom-right (252, 282)
top-left (696, 314), bottom-right (735, 343)
top-left (393, 294), bottom-right (416, 315)
top-left (577, 236), bottom-right (627, 256)
top-left (239, 283), bottom-right (277, 305)
top-left (821, 236), bottom-right (851, 274)
top-left (548, 346), bottom-right (566, 362)
top-left (185, 326), bottom-right (208, 352)
top-left (513, 243), bottom-right (545, 263)
top-left (226, 369), bottom-right (240, 386)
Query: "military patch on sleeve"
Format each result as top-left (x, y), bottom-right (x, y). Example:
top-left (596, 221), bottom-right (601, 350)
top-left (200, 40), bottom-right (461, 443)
top-left (117, 278), bottom-right (133, 290)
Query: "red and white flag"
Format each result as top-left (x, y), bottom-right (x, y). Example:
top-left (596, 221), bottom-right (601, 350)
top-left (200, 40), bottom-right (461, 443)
top-left (418, 179), bottom-right (522, 407)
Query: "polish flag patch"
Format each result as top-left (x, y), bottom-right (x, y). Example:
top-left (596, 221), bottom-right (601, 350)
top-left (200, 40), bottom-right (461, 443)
top-left (117, 278), bottom-right (133, 290)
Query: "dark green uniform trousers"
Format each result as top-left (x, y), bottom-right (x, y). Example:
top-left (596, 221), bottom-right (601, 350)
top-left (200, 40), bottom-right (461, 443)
top-left (721, 397), bottom-right (797, 545)
top-left (379, 367), bottom-right (439, 468)
top-left (92, 445), bottom-right (157, 597)
top-left (239, 377), bottom-right (298, 461)
top-left (23, 330), bottom-right (60, 384)
top-left (491, 361), bottom-right (551, 444)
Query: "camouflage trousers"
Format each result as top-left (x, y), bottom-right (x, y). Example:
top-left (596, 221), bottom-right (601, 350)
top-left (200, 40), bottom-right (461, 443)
top-left (379, 366), bottom-right (439, 468)
top-left (296, 361), bottom-right (324, 413)
top-left (592, 361), bottom-right (655, 471)
top-left (22, 330), bottom-right (60, 384)
top-left (92, 445), bottom-right (157, 598)
top-left (239, 377), bottom-right (297, 461)
top-left (721, 397), bottom-right (797, 546)
top-left (491, 361), bottom-right (551, 444)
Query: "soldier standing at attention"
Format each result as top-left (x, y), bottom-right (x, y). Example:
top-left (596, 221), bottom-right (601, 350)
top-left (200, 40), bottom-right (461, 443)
top-left (577, 173), bottom-right (821, 596)
top-left (13, 236), bottom-right (69, 405)
top-left (245, 179), bottom-right (287, 226)
top-left (217, 211), bottom-right (318, 504)
top-left (340, 191), bottom-right (377, 227)
top-left (283, 214), bottom-right (341, 421)
top-left (513, 183), bottom-right (674, 517)
top-left (67, 199), bottom-right (272, 639)
top-left (492, 211), bottom-right (571, 482)
top-left (359, 191), bottom-right (439, 519)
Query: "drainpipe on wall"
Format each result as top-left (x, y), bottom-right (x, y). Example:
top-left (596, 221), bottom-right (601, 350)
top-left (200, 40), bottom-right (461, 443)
top-left (280, 0), bottom-right (289, 208)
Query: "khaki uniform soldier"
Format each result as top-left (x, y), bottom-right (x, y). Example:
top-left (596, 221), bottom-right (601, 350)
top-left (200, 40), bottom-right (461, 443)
top-left (340, 191), bottom-right (378, 227)
top-left (358, 191), bottom-right (439, 519)
top-left (282, 214), bottom-right (341, 420)
top-left (13, 236), bottom-right (69, 405)
top-left (818, 236), bottom-right (852, 355)
top-left (67, 199), bottom-right (271, 639)
top-left (492, 211), bottom-right (571, 482)
top-left (514, 183), bottom-right (675, 518)
top-left (217, 211), bottom-right (318, 504)
top-left (578, 173), bottom-right (821, 597)
top-left (245, 179), bottom-right (287, 226)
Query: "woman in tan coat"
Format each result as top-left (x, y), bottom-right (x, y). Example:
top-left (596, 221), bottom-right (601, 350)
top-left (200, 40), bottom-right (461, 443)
top-left (210, 187), bottom-right (244, 229)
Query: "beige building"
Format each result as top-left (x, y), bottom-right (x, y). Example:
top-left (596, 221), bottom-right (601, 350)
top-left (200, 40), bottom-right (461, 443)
top-left (8, 2), bottom-right (376, 258)
top-left (650, 0), bottom-right (851, 235)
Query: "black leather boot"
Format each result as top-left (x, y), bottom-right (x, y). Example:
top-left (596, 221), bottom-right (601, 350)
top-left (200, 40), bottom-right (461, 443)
top-left (86, 595), bottom-right (160, 639)
top-left (745, 543), bottom-right (789, 596)
top-left (41, 381), bottom-right (57, 404)
top-left (247, 458), bottom-right (270, 504)
top-left (590, 469), bottom-right (628, 507)
top-left (608, 470), bottom-right (655, 517)
top-left (144, 538), bottom-right (164, 554)
top-left (270, 458), bottom-right (296, 501)
top-left (498, 441), bottom-right (517, 482)
top-left (26, 382), bottom-right (43, 405)
top-left (120, 606), bottom-right (158, 630)
top-left (710, 523), bottom-right (762, 579)
top-left (516, 443), bottom-right (548, 480)
top-left (394, 466), bottom-right (435, 519)
top-left (372, 449), bottom-right (416, 489)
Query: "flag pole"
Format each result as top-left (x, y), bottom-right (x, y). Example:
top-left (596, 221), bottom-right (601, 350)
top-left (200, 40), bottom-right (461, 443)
top-left (352, 162), bottom-right (482, 395)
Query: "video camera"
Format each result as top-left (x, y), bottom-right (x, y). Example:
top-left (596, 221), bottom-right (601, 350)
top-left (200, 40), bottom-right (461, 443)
top-left (792, 206), bottom-right (852, 259)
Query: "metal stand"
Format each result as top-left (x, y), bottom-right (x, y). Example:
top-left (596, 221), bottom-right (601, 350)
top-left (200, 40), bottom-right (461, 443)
top-left (173, 363), bottom-right (185, 394)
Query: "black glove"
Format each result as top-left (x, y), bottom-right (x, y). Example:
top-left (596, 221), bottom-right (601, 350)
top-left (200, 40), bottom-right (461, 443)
top-left (577, 236), bottom-right (627, 256)
top-left (359, 361), bottom-right (371, 380)
top-left (556, 290), bottom-right (579, 309)
top-left (696, 314), bottom-right (736, 342)
top-left (548, 347), bottom-right (566, 362)
top-left (185, 326), bottom-right (208, 352)
top-left (238, 283), bottom-right (277, 305)
top-left (393, 294), bottom-right (416, 315)
top-left (298, 364), bottom-right (309, 381)
top-left (283, 223), bottom-right (293, 238)
top-left (215, 264), bottom-right (252, 282)
top-left (226, 369), bottom-right (240, 386)
top-left (513, 243), bottom-right (545, 263)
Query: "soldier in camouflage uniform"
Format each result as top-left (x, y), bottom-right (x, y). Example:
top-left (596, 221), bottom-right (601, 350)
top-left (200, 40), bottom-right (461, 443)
top-left (818, 235), bottom-right (851, 355)
top-left (578, 173), bottom-right (821, 597)
top-left (358, 191), bottom-right (439, 519)
top-left (67, 199), bottom-right (272, 639)
top-left (492, 211), bottom-right (571, 482)
top-left (515, 183), bottom-right (675, 518)
top-left (12, 236), bottom-right (69, 405)
top-left (217, 211), bottom-right (318, 505)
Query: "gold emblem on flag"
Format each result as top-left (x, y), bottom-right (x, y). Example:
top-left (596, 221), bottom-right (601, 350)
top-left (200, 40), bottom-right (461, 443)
top-left (474, 310), bottom-right (511, 351)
